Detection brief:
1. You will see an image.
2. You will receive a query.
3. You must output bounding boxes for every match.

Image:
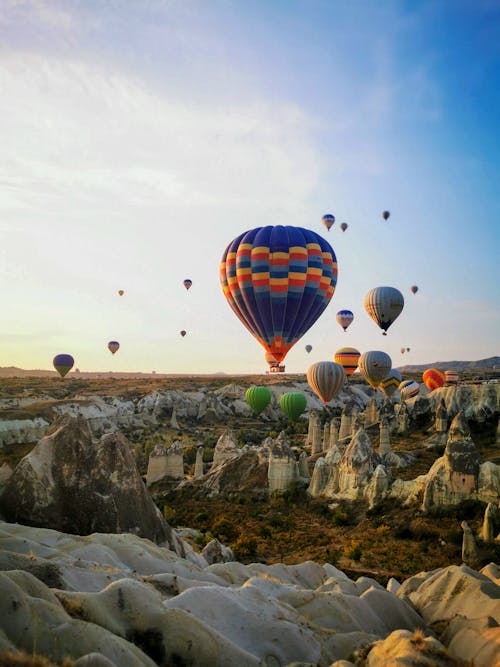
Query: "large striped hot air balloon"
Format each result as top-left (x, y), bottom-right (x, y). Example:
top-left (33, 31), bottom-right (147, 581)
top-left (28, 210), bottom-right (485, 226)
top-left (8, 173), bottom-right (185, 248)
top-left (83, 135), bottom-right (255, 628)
top-left (220, 226), bottom-right (337, 363)
top-left (322, 214), bottom-right (335, 231)
top-left (358, 351), bottom-right (392, 387)
top-left (108, 341), bottom-right (120, 355)
top-left (245, 386), bottom-right (272, 415)
top-left (364, 286), bottom-right (404, 335)
top-left (380, 369), bottom-right (402, 398)
top-left (336, 309), bottom-right (354, 332)
top-left (279, 392), bottom-right (307, 420)
top-left (422, 368), bottom-right (445, 391)
top-left (445, 370), bottom-right (459, 385)
top-left (307, 361), bottom-right (345, 403)
top-left (399, 380), bottom-right (420, 399)
top-left (334, 347), bottom-right (360, 376)
top-left (53, 354), bottom-right (74, 378)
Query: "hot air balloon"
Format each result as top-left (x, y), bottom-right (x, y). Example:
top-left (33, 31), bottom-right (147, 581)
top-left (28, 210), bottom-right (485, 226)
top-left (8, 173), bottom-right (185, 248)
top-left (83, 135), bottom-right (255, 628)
top-left (322, 214), bottom-right (335, 231)
top-left (53, 354), bottom-right (74, 378)
top-left (307, 361), bottom-right (345, 403)
top-left (340, 222), bottom-right (348, 232)
top-left (220, 226), bottom-right (338, 363)
top-left (382, 211), bottom-right (390, 220)
top-left (336, 309), bottom-right (354, 332)
top-left (364, 286), bottom-right (404, 335)
top-left (358, 351), bottom-right (392, 387)
top-left (410, 285), bottom-right (418, 294)
top-left (245, 386), bottom-right (272, 414)
top-left (406, 347), bottom-right (410, 352)
top-left (180, 330), bottom-right (187, 337)
top-left (334, 347), bottom-right (360, 376)
top-left (399, 380), bottom-right (420, 399)
top-left (380, 369), bottom-right (402, 398)
top-left (108, 341), bottom-right (120, 355)
top-left (305, 344), bottom-right (312, 354)
top-left (445, 370), bottom-right (459, 385)
top-left (400, 347), bottom-right (406, 354)
top-left (118, 290), bottom-right (124, 296)
top-left (265, 351), bottom-right (278, 365)
top-left (183, 279), bottom-right (192, 290)
top-left (422, 368), bottom-right (445, 391)
top-left (279, 392), bottom-right (307, 420)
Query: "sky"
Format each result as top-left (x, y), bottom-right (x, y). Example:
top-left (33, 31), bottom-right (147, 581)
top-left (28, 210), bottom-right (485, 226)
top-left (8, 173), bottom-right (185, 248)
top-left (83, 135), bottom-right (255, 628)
top-left (1, 0), bottom-right (499, 374)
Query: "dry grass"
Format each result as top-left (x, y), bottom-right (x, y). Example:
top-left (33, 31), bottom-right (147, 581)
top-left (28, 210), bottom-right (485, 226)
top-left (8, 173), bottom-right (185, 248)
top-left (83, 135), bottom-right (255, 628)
top-left (0, 653), bottom-right (73, 667)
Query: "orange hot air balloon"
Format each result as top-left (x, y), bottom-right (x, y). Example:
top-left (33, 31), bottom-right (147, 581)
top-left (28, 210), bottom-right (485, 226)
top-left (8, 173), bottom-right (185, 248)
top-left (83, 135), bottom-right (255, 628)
top-left (334, 347), bottom-right (360, 376)
top-left (423, 368), bottom-right (445, 391)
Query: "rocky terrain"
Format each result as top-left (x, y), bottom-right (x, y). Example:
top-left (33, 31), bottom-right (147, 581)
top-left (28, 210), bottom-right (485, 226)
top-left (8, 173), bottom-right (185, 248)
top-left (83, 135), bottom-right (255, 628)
top-left (0, 375), bottom-right (499, 665)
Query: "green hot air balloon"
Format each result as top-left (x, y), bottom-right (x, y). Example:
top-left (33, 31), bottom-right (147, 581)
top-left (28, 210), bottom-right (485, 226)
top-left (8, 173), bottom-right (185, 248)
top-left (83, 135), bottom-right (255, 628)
top-left (245, 386), bottom-right (272, 415)
top-left (279, 392), bottom-right (307, 420)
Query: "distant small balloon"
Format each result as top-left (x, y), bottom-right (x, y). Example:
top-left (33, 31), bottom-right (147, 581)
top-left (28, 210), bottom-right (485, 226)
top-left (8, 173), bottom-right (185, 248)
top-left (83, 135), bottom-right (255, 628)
top-left (340, 222), bottom-right (348, 232)
top-left (401, 347), bottom-right (406, 354)
top-left (108, 341), bottom-right (120, 355)
top-left (183, 279), bottom-right (192, 290)
top-left (305, 344), bottom-right (312, 354)
top-left (322, 214), bottom-right (335, 231)
top-left (180, 330), bottom-right (187, 337)
top-left (382, 211), bottom-right (390, 220)
top-left (406, 347), bottom-right (410, 352)
top-left (399, 380), bottom-right (419, 399)
top-left (118, 290), bottom-right (124, 296)
top-left (336, 309), bottom-right (354, 332)
top-left (53, 354), bottom-right (74, 378)
top-left (410, 285), bottom-right (418, 294)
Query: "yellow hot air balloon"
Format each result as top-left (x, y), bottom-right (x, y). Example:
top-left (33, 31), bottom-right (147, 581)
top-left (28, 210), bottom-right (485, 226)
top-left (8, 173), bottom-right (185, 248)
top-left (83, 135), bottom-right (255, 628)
top-left (334, 347), bottom-right (360, 376)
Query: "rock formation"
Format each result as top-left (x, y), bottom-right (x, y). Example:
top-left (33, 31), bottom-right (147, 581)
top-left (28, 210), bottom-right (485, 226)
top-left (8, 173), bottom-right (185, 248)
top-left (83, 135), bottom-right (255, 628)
top-left (308, 457), bottom-right (329, 496)
top-left (365, 464), bottom-right (390, 509)
top-left (379, 416), bottom-right (391, 457)
top-left (0, 417), bottom-right (49, 447)
top-left (146, 440), bottom-right (184, 485)
top-left (335, 429), bottom-right (382, 500)
top-left (298, 451), bottom-right (310, 480)
top-left (397, 401), bottom-right (409, 435)
top-left (322, 421), bottom-right (330, 452)
top-left (481, 503), bottom-right (497, 542)
top-left (338, 402), bottom-right (356, 443)
top-left (461, 520), bottom-right (480, 566)
top-left (0, 416), bottom-right (181, 550)
top-left (329, 418), bottom-right (340, 450)
top-left (200, 538), bottom-right (234, 565)
top-left (211, 428), bottom-right (239, 469)
top-left (268, 432), bottom-right (299, 494)
top-left (308, 411), bottom-right (322, 455)
top-left (364, 398), bottom-right (379, 427)
top-left (194, 446), bottom-right (204, 478)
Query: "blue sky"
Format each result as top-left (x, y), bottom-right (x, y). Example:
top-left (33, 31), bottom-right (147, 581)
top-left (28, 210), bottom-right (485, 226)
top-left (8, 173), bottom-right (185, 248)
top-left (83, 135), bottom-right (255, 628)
top-left (0, 0), bottom-right (498, 374)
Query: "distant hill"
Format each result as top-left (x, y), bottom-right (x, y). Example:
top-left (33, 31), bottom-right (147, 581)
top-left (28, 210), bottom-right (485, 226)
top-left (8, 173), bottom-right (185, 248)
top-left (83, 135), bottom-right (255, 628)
top-left (397, 356), bottom-right (500, 373)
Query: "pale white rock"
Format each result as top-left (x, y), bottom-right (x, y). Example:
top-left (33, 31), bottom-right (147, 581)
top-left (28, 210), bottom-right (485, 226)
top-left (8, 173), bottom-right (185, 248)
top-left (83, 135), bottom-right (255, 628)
top-left (378, 416), bottom-right (391, 456)
top-left (298, 451), bottom-right (310, 480)
top-left (201, 538), bottom-right (234, 565)
top-left (481, 562), bottom-right (500, 586)
top-left (322, 421), bottom-right (330, 452)
top-left (211, 428), bottom-right (240, 469)
top-left (482, 503), bottom-right (498, 542)
top-left (146, 441), bottom-right (184, 485)
top-left (335, 429), bottom-right (381, 500)
top-left (461, 520), bottom-right (480, 566)
top-left (169, 404), bottom-right (180, 429)
top-left (364, 399), bottom-right (379, 427)
top-left (366, 628), bottom-right (454, 666)
top-left (0, 417), bottom-right (50, 446)
top-left (329, 418), bottom-right (339, 450)
top-left (478, 461), bottom-right (500, 505)
top-left (194, 446), bottom-right (204, 478)
top-left (364, 464), bottom-right (389, 509)
top-left (309, 411), bottom-right (322, 455)
top-left (440, 614), bottom-right (500, 667)
top-left (386, 577), bottom-right (401, 594)
top-left (321, 446), bottom-right (342, 497)
top-left (308, 457), bottom-right (329, 496)
top-left (268, 432), bottom-right (298, 494)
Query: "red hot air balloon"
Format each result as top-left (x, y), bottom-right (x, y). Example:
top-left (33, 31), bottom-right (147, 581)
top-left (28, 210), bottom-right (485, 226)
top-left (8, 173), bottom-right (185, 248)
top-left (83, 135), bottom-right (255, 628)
top-left (220, 225), bottom-right (338, 364)
top-left (422, 368), bottom-right (445, 391)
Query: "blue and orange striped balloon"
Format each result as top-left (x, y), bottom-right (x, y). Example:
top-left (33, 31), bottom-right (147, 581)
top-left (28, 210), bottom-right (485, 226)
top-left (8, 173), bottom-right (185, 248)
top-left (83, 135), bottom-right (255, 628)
top-left (220, 226), bottom-right (338, 363)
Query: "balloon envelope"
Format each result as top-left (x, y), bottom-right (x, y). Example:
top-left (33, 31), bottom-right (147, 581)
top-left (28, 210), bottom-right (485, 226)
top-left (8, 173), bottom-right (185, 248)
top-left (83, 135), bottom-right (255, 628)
top-left (380, 369), bottom-right (402, 398)
top-left (53, 354), bottom-right (74, 378)
top-left (422, 368), bottom-right (445, 391)
top-left (336, 309), bottom-right (354, 331)
top-left (399, 380), bottom-right (420, 399)
top-left (307, 361), bottom-right (345, 403)
top-left (108, 341), bottom-right (120, 355)
top-left (410, 285), bottom-right (418, 294)
top-left (183, 279), bottom-right (192, 290)
top-left (358, 351), bottom-right (392, 387)
top-left (322, 214), bottom-right (335, 231)
top-left (364, 286), bottom-right (404, 335)
top-left (180, 330), bottom-right (187, 337)
top-left (245, 386), bottom-right (272, 414)
top-left (382, 210), bottom-right (390, 220)
top-left (334, 347), bottom-right (360, 376)
top-left (445, 370), bottom-right (459, 384)
top-left (340, 222), bottom-right (348, 232)
top-left (118, 290), bottom-right (124, 296)
top-left (400, 347), bottom-right (406, 354)
top-left (279, 392), bottom-right (307, 420)
top-left (305, 344), bottom-right (312, 354)
top-left (220, 225), bottom-right (338, 363)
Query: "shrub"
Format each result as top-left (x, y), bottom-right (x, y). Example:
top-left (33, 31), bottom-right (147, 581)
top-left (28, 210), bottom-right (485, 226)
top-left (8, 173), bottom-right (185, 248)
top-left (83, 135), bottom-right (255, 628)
top-left (232, 536), bottom-right (258, 561)
top-left (211, 516), bottom-right (240, 543)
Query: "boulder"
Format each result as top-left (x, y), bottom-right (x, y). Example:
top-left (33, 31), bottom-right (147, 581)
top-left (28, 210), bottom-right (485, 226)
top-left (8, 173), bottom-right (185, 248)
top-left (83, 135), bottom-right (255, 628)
top-left (211, 428), bottom-right (240, 469)
top-left (0, 416), bottom-right (179, 550)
